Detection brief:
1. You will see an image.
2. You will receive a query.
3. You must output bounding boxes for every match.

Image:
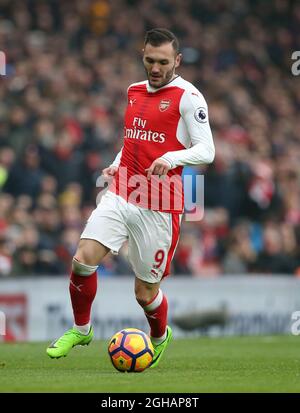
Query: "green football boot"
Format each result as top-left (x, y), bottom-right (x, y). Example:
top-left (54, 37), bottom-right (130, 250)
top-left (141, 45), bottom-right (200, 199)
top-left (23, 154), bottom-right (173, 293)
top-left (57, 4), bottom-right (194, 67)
top-left (46, 326), bottom-right (94, 359)
top-left (150, 326), bottom-right (173, 369)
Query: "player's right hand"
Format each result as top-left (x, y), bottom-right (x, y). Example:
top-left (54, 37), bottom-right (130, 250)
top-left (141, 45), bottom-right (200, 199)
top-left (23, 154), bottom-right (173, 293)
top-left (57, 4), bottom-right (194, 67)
top-left (102, 166), bottom-right (118, 177)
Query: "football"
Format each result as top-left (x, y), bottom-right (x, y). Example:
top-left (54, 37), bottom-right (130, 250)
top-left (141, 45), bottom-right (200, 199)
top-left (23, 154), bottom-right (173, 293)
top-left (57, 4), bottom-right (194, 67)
top-left (108, 328), bottom-right (154, 372)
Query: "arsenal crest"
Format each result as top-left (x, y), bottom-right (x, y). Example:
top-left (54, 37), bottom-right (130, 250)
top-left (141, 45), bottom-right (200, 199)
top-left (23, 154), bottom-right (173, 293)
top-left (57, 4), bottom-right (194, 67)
top-left (159, 99), bottom-right (171, 112)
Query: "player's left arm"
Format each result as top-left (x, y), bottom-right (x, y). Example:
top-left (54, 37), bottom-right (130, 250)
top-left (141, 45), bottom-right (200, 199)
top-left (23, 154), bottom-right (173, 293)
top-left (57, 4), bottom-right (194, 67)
top-left (159, 89), bottom-right (215, 169)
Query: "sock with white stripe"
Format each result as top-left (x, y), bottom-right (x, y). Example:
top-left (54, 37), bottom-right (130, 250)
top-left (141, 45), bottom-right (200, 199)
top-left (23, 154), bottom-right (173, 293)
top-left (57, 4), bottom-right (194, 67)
top-left (143, 289), bottom-right (168, 344)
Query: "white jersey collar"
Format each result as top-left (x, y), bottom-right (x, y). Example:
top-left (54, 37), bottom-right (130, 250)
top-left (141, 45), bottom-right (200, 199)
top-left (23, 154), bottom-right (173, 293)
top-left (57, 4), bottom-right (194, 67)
top-left (146, 75), bottom-right (182, 93)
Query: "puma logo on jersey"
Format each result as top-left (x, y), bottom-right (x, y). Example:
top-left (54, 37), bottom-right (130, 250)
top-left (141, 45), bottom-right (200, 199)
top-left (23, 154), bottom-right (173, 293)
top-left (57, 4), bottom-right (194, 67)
top-left (151, 269), bottom-right (159, 277)
top-left (129, 98), bottom-right (136, 107)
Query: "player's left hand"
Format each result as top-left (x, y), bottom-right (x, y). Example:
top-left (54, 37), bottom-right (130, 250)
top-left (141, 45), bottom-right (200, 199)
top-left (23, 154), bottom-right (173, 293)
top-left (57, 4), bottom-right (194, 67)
top-left (145, 158), bottom-right (171, 180)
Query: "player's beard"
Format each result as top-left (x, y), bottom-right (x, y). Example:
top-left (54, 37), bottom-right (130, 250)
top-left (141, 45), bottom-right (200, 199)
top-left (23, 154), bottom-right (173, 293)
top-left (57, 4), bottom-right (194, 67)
top-left (146, 64), bottom-right (176, 89)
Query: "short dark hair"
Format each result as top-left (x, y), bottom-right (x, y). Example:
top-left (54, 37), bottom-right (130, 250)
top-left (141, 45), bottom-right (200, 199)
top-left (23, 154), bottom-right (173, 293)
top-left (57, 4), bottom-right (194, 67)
top-left (144, 28), bottom-right (179, 54)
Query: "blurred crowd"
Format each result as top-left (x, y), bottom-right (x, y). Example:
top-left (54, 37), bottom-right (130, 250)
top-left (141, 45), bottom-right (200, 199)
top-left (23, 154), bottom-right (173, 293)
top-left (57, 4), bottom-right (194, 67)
top-left (0, 0), bottom-right (300, 277)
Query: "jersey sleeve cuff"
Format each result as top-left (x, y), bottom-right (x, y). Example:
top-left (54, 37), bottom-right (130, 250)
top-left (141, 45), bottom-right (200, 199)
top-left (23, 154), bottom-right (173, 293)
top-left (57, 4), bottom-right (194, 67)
top-left (160, 155), bottom-right (175, 169)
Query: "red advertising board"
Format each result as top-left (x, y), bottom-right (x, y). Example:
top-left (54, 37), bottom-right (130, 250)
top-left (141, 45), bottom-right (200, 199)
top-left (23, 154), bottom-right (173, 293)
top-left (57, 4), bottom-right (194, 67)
top-left (0, 294), bottom-right (27, 342)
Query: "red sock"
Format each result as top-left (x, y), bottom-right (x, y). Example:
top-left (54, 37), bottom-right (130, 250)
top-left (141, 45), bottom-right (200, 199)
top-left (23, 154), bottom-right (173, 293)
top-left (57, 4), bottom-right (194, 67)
top-left (143, 290), bottom-right (168, 339)
top-left (69, 271), bottom-right (97, 326)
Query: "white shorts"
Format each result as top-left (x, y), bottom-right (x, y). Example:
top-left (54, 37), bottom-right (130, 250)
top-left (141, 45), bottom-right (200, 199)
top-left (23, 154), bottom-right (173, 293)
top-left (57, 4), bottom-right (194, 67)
top-left (81, 190), bottom-right (182, 283)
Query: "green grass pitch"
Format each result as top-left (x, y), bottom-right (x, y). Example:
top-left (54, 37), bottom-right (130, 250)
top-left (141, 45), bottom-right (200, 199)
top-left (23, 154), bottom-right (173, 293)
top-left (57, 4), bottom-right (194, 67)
top-left (0, 336), bottom-right (299, 393)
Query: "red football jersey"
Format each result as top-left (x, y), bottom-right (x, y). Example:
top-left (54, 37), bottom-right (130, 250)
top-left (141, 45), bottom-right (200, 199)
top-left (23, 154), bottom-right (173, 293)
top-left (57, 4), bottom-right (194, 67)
top-left (110, 76), bottom-right (214, 213)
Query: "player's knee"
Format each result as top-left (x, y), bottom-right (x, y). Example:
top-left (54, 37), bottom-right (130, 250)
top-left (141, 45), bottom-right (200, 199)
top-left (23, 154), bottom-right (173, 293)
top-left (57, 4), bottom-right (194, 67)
top-left (75, 240), bottom-right (101, 265)
top-left (135, 284), bottom-right (157, 308)
top-left (135, 295), bottom-right (149, 308)
top-left (75, 239), bottom-right (109, 266)
top-left (74, 247), bottom-right (95, 266)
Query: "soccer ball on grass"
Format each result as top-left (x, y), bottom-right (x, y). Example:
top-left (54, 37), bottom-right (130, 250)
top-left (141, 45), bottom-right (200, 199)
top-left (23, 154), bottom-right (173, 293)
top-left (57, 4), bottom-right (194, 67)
top-left (108, 328), bottom-right (154, 372)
